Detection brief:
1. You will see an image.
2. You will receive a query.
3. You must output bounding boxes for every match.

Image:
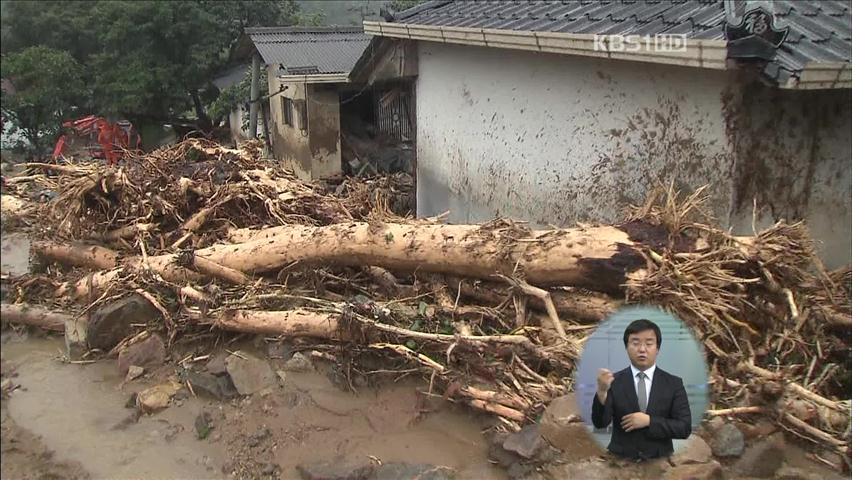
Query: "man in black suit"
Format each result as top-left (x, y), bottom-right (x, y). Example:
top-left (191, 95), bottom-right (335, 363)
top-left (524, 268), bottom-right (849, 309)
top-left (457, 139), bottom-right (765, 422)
top-left (591, 319), bottom-right (692, 460)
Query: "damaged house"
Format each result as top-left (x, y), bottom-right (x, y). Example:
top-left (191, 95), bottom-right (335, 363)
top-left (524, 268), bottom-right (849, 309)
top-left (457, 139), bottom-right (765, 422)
top-left (243, 26), bottom-right (415, 180)
top-left (359, 0), bottom-right (852, 267)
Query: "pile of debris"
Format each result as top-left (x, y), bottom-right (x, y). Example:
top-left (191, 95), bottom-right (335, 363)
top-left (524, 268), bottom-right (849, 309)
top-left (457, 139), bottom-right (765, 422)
top-left (1, 140), bottom-right (848, 470)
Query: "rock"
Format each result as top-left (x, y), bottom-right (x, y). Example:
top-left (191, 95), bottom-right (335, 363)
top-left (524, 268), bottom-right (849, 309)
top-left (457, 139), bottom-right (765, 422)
top-left (184, 370), bottom-right (239, 400)
top-left (64, 316), bottom-right (88, 360)
top-left (296, 460), bottom-right (375, 480)
top-left (247, 427), bottom-right (271, 447)
top-left (542, 460), bottom-right (617, 480)
top-left (503, 424), bottom-right (544, 459)
top-left (205, 353), bottom-right (228, 375)
top-left (671, 435), bottom-right (713, 466)
top-left (539, 393), bottom-right (603, 460)
top-left (276, 370), bottom-right (287, 384)
top-left (136, 380), bottom-right (182, 413)
top-left (283, 352), bottom-right (314, 372)
top-left (373, 463), bottom-right (455, 480)
top-left (225, 352), bottom-right (277, 395)
top-left (738, 419), bottom-right (779, 440)
top-left (704, 416), bottom-right (725, 433)
top-left (117, 334), bottom-right (165, 376)
top-left (710, 423), bottom-right (745, 457)
top-left (733, 433), bottom-right (785, 478)
top-left (195, 411), bottom-right (212, 440)
top-left (87, 294), bottom-right (161, 351)
top-left (267, 341), bottom-right (293, 359)
top-left (775, 467), bottom-right (814, 480)
top-left (261, 463), bottom-right (279, 475)
top-left (125, 365), bottom-right (145, 383)
top-left (488, 434), bottom-right (522, 468)
top-left (662, 461), bottom-right (722, 480)
top-left (506, 462), bottom-right (534, 479)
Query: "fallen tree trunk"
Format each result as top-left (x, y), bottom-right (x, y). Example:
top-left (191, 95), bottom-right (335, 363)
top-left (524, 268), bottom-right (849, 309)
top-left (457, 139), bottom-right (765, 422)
top-left (32, 241), bottom-right (119, 271)
top-left (1, 303), bottom-right (69, 332)
top-left (60, 221), bottom-right (665, 298)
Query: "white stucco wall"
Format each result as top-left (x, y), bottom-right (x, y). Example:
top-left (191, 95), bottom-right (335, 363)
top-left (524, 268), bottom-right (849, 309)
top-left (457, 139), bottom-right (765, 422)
top-left (726, 85), bottom-right (852, 267)
top-left (416, 42), bottom-right (736, 226)
top-left (414, 42), bottom-right (851, 267)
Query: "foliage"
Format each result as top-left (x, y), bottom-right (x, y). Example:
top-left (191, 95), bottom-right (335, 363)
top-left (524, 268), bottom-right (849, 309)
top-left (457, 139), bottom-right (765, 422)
top-left (1, 46), bottom-right (86, 153)
top-left (1, 0), bottom-right (301, 135)
top-left (386, 0), bottom-right (426, 12)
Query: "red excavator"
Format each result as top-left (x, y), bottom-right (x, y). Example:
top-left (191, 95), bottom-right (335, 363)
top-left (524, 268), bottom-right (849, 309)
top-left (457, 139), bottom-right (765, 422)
top-left (52, 115), bottom-right (142, 165)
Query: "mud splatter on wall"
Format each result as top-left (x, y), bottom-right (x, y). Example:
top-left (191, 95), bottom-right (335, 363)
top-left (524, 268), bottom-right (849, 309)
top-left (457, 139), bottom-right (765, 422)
top-left (415, 42), bottom-right (850, 267)
top-left (725, 79), bottom-right (852, 267)
top-left (415, 42), bottom-right (735, 226)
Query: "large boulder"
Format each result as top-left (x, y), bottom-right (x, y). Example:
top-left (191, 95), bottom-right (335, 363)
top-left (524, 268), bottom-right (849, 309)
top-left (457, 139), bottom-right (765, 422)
top-left (710, 423), bottom-right (745, 457)
top-left (117, 333), bottom-right (165, 376)
top-left (732, 433), bottom-right (785, 478)
top-left (671, 435), bottom-right (713, 466)
top-left (225, 352), bottom-right (276, 395)
top-left (539, 394), bottom-right (603, 460)
top-left (87, 294), bottom-right (161, 351)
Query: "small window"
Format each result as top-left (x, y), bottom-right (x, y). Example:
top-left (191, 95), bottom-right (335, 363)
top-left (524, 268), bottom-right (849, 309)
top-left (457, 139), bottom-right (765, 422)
top-left (282, 97), bottom-right (293, 127)
top-left (297, 100), bottom-right (308, 131)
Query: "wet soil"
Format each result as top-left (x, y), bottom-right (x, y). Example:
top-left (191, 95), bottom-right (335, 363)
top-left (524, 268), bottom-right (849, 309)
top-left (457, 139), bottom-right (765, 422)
top-left (0, 334), bottom-right (505, 479)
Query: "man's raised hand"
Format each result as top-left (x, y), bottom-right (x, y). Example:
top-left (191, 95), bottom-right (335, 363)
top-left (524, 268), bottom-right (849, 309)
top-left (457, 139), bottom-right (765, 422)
top-left (596, 368), bottom-right (614, 403)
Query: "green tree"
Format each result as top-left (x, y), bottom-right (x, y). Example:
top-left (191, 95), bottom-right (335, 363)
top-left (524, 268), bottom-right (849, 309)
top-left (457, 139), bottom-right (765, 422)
top-left (1, 0), bottom-right (301, 131)
top-left (1, 46), bottom-right (86, 153)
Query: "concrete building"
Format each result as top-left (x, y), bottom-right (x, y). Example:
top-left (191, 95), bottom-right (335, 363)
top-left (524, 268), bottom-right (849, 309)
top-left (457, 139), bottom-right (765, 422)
top-left (245, 27), bottom-right (372, 180)
top-left (361, 0), bottom-right (852, 267)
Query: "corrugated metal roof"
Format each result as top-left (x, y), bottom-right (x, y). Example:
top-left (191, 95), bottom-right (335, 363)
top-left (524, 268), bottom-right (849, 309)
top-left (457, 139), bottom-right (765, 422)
top-left (392, 1), bottom-right (852, 86)
top-left (245, 27), bottom-right (371, 75)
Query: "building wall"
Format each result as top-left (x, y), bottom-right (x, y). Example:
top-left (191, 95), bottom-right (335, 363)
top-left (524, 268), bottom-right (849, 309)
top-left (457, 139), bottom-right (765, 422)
top-left (266, 70), bottom-right (342, 179)
top-left (267, 70), bottom-right (312, 179)
top-left (228, 103), bottom-right (250, 144)
top-left (414, 42), bottom-right (851, 267)
top-left (415, 42), bottom-right (736, 226)
top-left (726, 84), bottom-right (852, 267)
top-left (307, 84), bottom-right (342, 179)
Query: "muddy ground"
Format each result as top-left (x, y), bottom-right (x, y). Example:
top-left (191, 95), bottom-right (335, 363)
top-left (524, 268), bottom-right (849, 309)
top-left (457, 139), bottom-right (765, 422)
top-left (0, 333), bottom-right (505, 479)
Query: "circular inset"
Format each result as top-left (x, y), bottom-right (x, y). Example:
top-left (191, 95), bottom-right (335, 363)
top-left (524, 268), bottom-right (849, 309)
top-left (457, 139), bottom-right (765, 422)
top-left (574, 305), bottom-right (709, 460)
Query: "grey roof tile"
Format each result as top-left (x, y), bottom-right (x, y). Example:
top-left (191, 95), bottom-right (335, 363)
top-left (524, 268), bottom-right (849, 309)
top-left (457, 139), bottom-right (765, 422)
top-left (246, 27), bottom-right (370, 75)
top-left (390, 1), bottom-right (850, 85)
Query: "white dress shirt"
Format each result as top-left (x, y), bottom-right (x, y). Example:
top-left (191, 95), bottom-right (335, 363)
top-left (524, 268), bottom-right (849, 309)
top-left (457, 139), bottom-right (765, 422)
top-left (630, 363), bottom-right (656, 408)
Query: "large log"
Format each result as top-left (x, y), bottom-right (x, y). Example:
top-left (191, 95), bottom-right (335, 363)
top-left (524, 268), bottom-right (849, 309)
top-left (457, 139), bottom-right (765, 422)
top-left (1, 303), bottom-right (69, 332)
top-left (32, 241), bottom-right (118, 271)
top-left (61, 222), bottom-right (663, 298)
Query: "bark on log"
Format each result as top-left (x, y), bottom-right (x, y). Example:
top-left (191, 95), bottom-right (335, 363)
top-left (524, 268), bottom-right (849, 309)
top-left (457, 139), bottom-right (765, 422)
top-left (32, 241), bottom-right (119, 271)
top-left (446, 276), bottom-right (619, 323)
top-left (191, 255), bottom-right (251, 285)
top-left (95, 223), bottom-right (154, 242)
top-left (217, 309), bottom-right (341, 338)
top-left (68, 222), bottom-right (655, 297)
top-left (1, 303), bottom-right (69, 332)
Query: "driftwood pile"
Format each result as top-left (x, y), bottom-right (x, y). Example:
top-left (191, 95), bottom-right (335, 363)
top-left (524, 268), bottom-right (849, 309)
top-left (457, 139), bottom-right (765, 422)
top-left (1, 140), bottom-right (849, 469)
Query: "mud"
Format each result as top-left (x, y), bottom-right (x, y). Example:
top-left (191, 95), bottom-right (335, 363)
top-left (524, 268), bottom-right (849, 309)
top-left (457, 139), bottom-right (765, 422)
top-left (1, 232), bottom-right (30, 277)
top-left (0, 333), bottom-right (505, 479)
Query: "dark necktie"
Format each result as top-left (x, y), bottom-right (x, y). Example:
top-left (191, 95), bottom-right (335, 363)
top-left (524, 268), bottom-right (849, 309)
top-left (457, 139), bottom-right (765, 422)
top-left (637, 372), bottom-right (647, 412)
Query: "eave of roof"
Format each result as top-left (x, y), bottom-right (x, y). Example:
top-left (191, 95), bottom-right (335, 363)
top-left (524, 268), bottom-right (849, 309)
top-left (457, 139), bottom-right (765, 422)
top-left (363, 21), bottom-right (728, 70)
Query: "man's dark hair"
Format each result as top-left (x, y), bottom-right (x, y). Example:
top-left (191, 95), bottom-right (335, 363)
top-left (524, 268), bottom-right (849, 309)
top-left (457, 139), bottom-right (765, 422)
top-left (623, 319), bottom-right (662, 348)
